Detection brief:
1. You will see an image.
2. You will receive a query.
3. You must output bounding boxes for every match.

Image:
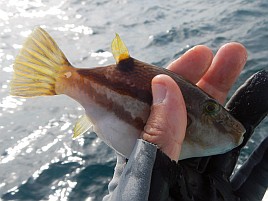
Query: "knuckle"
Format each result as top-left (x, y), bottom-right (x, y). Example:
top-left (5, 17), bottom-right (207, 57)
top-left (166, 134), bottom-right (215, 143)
top-left (144, 104), bottom-right (169, 136)
top-left (144, 118), bottom-right (166, 136)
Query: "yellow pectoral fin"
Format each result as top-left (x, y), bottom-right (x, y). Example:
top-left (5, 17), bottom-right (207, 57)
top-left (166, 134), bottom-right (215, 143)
top-left (73, 115), bottom-right (93, 138)
top-left (111, 33), bottom-right (130, 64)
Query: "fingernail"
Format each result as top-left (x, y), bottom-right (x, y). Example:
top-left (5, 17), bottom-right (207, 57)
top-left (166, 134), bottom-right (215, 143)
top-left (152, 83), bottom-right (167, 104)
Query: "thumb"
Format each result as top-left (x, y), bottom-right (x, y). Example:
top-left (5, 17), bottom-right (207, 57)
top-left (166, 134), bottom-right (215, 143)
top-left (142, 74), bottom-right (187, 161)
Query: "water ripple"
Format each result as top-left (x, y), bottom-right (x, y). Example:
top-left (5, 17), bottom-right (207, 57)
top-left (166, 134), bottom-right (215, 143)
top-left (0, 0), bottom-right (267, 200)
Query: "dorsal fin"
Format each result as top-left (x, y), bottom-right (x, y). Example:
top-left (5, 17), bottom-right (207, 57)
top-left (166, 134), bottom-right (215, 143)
top-left (111, 33), bottom-right (130, 64)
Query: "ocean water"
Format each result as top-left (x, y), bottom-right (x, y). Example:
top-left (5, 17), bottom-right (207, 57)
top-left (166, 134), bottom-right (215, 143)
top-left (0, 0), bottom-right (267, 200)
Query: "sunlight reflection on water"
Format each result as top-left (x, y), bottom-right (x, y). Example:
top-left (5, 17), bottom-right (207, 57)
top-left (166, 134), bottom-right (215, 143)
top-left (1, 0), bottom-right (117, 199)
top-left (0, 96), bottom-right (24, 110)
top-left (0, 0), bottom-right (267, 200)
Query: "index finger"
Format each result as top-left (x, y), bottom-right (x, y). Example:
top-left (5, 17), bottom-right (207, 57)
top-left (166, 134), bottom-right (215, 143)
top-left (167, 45), bottom-right (213, 83)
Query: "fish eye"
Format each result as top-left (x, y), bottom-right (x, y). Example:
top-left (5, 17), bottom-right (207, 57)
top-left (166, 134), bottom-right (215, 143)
top-left (203, 100), bottom-right (221, 115)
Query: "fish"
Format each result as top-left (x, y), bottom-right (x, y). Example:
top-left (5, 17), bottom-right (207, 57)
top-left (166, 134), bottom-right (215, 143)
top-left (10, 27), bottom-right (245, 160)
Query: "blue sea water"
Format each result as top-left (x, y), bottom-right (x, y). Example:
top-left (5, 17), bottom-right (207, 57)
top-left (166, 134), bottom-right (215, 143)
top-left (0, 0), bottom-right (267, 200)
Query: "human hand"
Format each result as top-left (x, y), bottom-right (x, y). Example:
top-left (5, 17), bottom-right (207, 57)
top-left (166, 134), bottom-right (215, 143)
top-left (142, 43), bottom-right (247, 161)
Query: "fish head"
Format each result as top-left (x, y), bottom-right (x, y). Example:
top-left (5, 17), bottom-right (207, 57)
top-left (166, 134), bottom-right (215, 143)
top-left (180, 96), bottom-right (245, 159)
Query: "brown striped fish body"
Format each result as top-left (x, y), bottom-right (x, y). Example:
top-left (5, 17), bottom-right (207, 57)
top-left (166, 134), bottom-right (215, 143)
top-left (10, 28), bottom-right (245, 160)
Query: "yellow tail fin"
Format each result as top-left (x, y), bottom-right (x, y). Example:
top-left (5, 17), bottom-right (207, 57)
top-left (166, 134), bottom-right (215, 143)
top-left (10, 27), bottom-right (70, 97)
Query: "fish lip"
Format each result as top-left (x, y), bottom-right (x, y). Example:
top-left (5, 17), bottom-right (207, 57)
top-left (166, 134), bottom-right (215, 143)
top-left (199, 99), bottom-right (245, 145)
top-left (215, 112), bottom-right (245, 144)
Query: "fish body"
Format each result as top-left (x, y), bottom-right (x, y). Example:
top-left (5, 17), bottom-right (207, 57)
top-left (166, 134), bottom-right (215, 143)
top-left (10, 28), bottom-right (245, 160)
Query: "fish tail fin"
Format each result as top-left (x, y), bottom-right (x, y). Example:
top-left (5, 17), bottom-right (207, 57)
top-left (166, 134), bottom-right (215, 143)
top-left (10, 27), bottom-right (71, 97)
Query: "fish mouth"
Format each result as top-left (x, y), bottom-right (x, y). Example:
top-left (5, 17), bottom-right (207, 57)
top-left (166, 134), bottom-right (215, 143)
top-left (199, 99), bottom-right (245, 145)
top-left (214, 112), bottom-right (245, 145)
top-left (220, 112), bottom-right (246, 145)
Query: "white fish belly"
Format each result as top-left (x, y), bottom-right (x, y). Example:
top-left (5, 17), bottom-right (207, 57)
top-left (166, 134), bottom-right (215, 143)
top-left (84, 100), bottom-right (141, 159)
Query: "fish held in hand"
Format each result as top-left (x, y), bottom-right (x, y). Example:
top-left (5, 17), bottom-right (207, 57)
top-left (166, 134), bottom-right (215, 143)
top-left (10, 28), bottom-right (245, 160)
